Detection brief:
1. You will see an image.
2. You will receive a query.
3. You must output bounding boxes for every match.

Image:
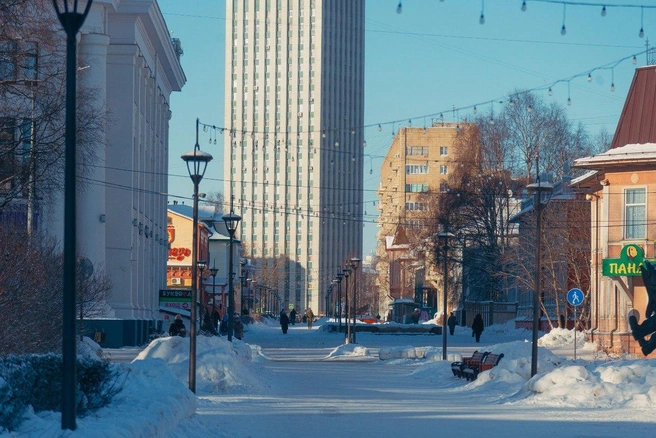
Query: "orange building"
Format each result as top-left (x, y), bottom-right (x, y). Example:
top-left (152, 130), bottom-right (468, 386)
top-left (165, 208), bottom-right (211, 319)
top-left (573, 65), bottom-right (656, 356)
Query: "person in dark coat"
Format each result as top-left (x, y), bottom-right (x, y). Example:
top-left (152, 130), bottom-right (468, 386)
top-left (289, 308), bottom-right (297, 325)
top-left (447, 312), bottom-right (457, 335)
top-left (233, 312), bottom-right (244, 340)
top-left (280, 309), bottom-right (290, 334)
top-left (169, 314), bottom-right (187, 337)
top-left (411, 308), bottom-right (421, 324)
top-left (472, 313), bottom-right (484, 342)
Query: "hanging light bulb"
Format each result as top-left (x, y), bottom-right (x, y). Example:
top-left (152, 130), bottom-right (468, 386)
top-left (363, 140), bottom-right (367, 147)
top-left (350, 127), bottom-right (355, 135)
top-left (396, 1), bottom-right (402, 14)
top-left (587, 73), bottom-right (592, 82)
top-left (527, 105), bottom-right (533, 113)
top-left (322, 130), bottom-right (326, 138)
top-left (352, 155), bottom-right (356, 162)
top-left (377, 124), bottom-right (382, 132)
top-left (601, 6), bottom-right (606, 17)
top-left (423, 127), bottom-right (427, 134)
top-left (633, 55), bottom-right (637, 65)
top-left (335, 141), bottom-right (339, 147)
top-left (639, 7), bottom-right (644, 38)
top-left (479, 13), bottom-right (485, 25)
top-left (560, 4), bottom-right (567, 35)
top-left (548, 87), bottom-right (553, 96)
top-left (639, 27), bottom-right (644, 38)
top-left (408, 119), bottom-right (412, 127)
top-left (567, 97), bottom-right (572, 106)
top-left (521, 1), bottom-right (527, 12)
top-left (473, 105), bottom-right (477, 114)
top-left (610, 83), bottom-right (615, 92)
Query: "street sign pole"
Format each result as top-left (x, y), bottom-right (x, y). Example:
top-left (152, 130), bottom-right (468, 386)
top-left (567, 288), bottom-right (584, 361)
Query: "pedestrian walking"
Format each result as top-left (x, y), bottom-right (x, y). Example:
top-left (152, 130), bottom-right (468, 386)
top-left (448, 312), bottom-right (457, 335)
top-left (233, 312), bottom-right (244, 340)
top-left (411, 308), bottom-right (421, 324)
top-left (290, 308), bottom-right (297, 325)
top-left (280, 309), bottom-right (290, 334)
top-left (305, 308), bottom-right (314, 329)
top-left (472, 313), bottom-right (484, 342)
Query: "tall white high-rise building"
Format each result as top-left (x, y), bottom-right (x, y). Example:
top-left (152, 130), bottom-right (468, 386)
top-left (224, 0), bottom-right (364, 314)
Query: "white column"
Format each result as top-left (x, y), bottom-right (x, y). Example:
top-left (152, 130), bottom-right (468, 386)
top-left (77, 32), bottom-right (110, 271)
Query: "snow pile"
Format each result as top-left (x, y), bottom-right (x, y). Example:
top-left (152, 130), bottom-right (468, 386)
top-left (135, 335), bottom-right (263, 394)
top-left (538, 327), bottom-right (592, 349)
top-left (326, 343), bottom-right (372, 359)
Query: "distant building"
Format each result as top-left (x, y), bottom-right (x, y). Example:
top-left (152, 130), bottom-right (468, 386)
top-left (224, 0), bottom-right (365, 314)
top-left (376, 124), bottom-right (463, 317)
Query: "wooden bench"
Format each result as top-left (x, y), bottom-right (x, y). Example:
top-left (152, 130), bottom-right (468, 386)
top-left (451, 350), bottom-right (488, 378)
top-left (461, 353), bottom-right (504, 381)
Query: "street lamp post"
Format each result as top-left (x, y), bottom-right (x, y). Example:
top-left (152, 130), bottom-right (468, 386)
top-left (527, 180), bottom-right (553, 376)
top-left (223, 211), bottom-right (242, 341)
top-left (240, 271), bottom-right (247, 315)
top-left (343, 267), bottom-right (351, 344)
top-left (181, 124), bottom-right (213, 394)
top-left (336, 273), bottom-right (343, 331)
top-left (197, 260), bottom-right (206, 326)
top-left (210, 263), bottom-right (218, 330)
top-left (351, 257), bottom-right (361, 344)
top-left (52, 0), bottom-right (93, 430)
top-left (439, 232), bottom-right (455, 360)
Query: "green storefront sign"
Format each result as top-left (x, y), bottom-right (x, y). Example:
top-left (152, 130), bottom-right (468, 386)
top-left (602, 244), bottom-right (654, 276)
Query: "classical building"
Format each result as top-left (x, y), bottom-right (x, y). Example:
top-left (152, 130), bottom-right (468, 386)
top-left (1, 0), bottom-right (185, 346)
top-left (224, 0), bottom-right (365, 314)
top-left (573, 64), bottom-right (656, 356)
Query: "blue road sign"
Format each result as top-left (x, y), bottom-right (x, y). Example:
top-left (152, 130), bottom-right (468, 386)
top-left (567, 288), bottom-right (584, 307)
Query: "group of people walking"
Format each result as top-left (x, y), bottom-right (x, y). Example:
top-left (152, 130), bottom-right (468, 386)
top-left (279, 308), bottom-right (315, 334)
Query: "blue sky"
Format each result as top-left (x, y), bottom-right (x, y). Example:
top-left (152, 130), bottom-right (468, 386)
top-left (158, 0), bottom-right (652, 256)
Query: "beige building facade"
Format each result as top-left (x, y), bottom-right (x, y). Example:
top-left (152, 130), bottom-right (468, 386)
top-left (224, 0), bottom-right (365, 313)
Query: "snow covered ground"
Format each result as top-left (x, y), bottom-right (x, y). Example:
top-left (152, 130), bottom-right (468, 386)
top-left (7, 317), bottom-right (656, 437)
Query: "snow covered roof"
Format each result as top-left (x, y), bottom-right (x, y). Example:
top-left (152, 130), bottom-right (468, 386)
top-left (573, 143), bottom-right (656, 169)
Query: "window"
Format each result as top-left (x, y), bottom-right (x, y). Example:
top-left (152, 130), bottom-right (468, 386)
top-left (0, 41), bottom-right (17, 80)
top-left (406, 146), bottom-right (428, 156)
top-left (406, 165), bottom-right (428, 175)
top-left (405, 202), bottom-right (427, 211)
top-left (440, 165), bottom-right (448, 175)
top-left (440, 146), bottom-right (448, 156)
top-left (625, 188), bottom-right (646, 239)
top-left (405, 183), bottom-right (428, 193)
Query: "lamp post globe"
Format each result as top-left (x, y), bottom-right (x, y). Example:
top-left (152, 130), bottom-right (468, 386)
top-left (223, 211), bottom-right (242, 341)
top-left (181, 146), bottom-right (212, 395)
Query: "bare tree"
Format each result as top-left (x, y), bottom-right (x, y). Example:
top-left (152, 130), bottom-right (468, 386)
top-left (0, 0), bottom-right (106, 214)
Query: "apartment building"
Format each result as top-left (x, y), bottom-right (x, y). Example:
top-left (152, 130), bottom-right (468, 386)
top-left (224, 0), bottom-right (365, 313)
top-left (376, 124), bottom-right (462, 315)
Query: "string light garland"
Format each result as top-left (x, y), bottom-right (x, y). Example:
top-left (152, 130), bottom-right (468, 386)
top-left (397, 1), bottom-right (655, 38)
top-left (192, 50), bottom-right (647, 158)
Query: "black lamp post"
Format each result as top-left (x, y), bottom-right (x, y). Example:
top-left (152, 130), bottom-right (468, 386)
top-left (181, 127), bottom-right (213, 394)
top-left (343, 267), bottom-right (351, 344)
top-left (210, 263), bottom-right (218, 329)
top-left (197, 260), bottom-right (206, 326)
top-left (351, 257), bottom-right (361, 344)
top-left (52, 0), bottom-right (93, 430)
top-left (223, 211), bottom-right (241, 341)
top-left (527, 180), bottom-right (553, 376)
top-left (240, 271), bottom-right (247, 315)
top-left (439, 232), bottom-right (454, 360)
top-left (337, 272), bottom-right (344, 331)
